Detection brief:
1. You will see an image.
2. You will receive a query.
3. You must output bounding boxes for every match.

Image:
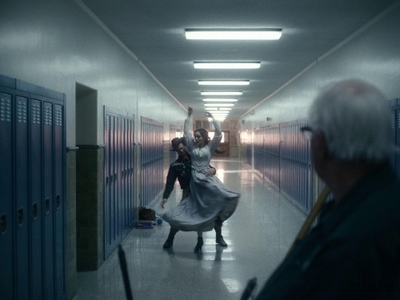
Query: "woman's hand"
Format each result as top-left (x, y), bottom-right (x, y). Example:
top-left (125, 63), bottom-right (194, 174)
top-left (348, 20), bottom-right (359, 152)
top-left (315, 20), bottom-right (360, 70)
top-left (205, 111), bottom-right (214, 119)
top-left (205, 167), bottom-right (216, 177)
top-left (161, 198), bottom-right (167, 209)
top-left (188, 106), bottom-right (193, 117)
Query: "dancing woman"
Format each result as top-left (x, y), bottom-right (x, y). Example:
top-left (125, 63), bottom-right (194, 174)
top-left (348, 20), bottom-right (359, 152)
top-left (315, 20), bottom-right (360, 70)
top-left (162, 107), bottom-right (240, 252)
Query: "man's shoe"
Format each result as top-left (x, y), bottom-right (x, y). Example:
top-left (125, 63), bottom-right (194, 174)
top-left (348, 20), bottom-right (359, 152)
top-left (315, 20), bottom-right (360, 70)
top-left (163, 238), bottom-right (174, 249)
top-left (216, 235), bottom-right (228, 247)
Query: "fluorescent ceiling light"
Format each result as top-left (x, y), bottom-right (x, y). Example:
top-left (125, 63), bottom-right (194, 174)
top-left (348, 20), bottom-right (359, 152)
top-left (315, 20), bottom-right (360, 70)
top-left (212, 113), bottom-right (228, 116)
top-left (194, 62), bottom-right (260, 69)
top-left (204, 103), bottom-right (234, 107)
top-left (185, 29), bottom-right (282, 40)
top-left (201, 91), bottom-right (243, 96)
top-left (203, 99), bottom-right (237, 102)
top-left (205, 108), bottom-right (232, 111)
top-left (198, 81), bottom-right (249, 86)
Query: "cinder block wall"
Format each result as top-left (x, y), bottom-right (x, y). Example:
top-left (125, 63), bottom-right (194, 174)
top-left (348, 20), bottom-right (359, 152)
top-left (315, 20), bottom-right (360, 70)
top-left (76, 146), bottom-right (104, 271)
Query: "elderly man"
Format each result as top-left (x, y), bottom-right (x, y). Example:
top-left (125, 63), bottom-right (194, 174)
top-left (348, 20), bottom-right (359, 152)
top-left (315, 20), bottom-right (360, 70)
top-left (254, 79), bottom-right (400, 299)
top-left (161, 137), bottom-right (227, 249)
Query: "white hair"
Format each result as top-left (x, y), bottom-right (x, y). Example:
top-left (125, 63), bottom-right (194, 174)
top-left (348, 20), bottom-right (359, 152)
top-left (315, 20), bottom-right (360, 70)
top-left (308, 79), bottom-right (393, 163)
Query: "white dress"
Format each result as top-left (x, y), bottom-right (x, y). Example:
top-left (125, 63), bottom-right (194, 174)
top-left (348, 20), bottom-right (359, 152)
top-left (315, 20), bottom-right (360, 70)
top-left (162, 117), bottom-right (240, 232)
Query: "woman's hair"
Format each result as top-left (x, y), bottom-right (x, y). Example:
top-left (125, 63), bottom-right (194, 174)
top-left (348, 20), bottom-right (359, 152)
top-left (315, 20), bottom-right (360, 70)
top-left (194, 128), bottom-right (225, 154)
top-left (308, 79), bottom-right (393, 163)
top-left (194, 128), bottom-right (210, 145)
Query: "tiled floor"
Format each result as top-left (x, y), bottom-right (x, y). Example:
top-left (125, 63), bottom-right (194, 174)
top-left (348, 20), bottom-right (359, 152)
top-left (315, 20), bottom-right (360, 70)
top-left (76, 159), bottom-right (306, 300)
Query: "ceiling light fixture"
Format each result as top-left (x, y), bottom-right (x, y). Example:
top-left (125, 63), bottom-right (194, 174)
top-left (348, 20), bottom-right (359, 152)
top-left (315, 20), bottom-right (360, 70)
top-left (194, 62), bottom-right (260, 69)
top-left (198, 80), bottom-right (249, 86)
top-left (185, 29), bottom-right (282, 40)
top-left (203, 99), bottom-right (237, 102)
top-left (201, 91), bottom-right (243, 96)
top-left (205, 108), bottom-right (232, 112)
top-left (204, 103), bottom-right (234, 107)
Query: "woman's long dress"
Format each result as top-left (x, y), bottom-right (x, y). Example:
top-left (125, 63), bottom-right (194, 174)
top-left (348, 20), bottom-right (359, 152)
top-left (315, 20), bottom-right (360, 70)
top-left (162, 117), bottom-right (240, 232)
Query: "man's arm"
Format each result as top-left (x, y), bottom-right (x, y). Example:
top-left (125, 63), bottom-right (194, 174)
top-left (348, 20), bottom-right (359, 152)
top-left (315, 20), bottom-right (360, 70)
top-left (161, 165), bottom-right (177, 208)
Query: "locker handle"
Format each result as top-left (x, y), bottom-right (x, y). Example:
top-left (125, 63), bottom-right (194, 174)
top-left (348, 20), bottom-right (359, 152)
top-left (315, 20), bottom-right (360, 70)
top-left (0, 214), bottom-right (7, 235)
top-left (56, 195), bottom-right (61, 210)
top-left (17, 208), bottom-right (24, 227)
top-left (45, 198), bottom-right (50, 215)
top-left (32, 202), bottom-right (38, 220)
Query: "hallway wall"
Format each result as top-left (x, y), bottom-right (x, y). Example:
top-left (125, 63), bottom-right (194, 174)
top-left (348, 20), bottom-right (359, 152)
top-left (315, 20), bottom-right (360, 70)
top-left (0, 1), bottom-right (186, 299)
top-left (240, 2), bottom-right (400, 130)
top-left (0, 0), bottom-right (186, 148)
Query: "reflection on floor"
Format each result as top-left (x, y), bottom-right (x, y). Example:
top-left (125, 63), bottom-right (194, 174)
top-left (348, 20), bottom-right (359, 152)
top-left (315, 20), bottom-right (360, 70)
top-left (76, 159), bottom-right (306, 300)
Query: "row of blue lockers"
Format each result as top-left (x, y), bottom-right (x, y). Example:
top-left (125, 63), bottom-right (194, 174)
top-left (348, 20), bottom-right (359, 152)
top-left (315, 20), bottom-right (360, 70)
top-left (0, 74), bottom-right (66, 300)
top-left (252, 120), bottom-right (312, 213)
top-left (389, 99), bottom-right (400, 175)
top-left (104, 108), bottom-right (136, 258)
top-left (249, 100), bottom-right (400, 214)
top-left (141, 117), bottom-right (164, 207)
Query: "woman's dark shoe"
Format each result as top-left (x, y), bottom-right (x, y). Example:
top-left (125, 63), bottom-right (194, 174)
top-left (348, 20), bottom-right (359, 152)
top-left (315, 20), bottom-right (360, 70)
top-left (216, 235), bottom-right (228, 247)
top-left (163, 237), bottom-right (174, 249)
top-left (194, 237), bottom-right (204, 252)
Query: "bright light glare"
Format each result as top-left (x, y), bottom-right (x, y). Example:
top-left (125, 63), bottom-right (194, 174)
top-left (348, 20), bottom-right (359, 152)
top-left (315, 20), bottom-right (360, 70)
top-left (194, 62), bottom-right (260, 69)
top-left (185, 30), bottom-right (282, 40)
top-left (218, 108), bottom-right (232, 111)
top-left (201, 91), bottom-right (243, 96)
top-left (204, 103), bottom-right (234, 107)
top-left (203, 99), bottom-right (237, 102)
top-left (199, 81), bottom-right (249, 86)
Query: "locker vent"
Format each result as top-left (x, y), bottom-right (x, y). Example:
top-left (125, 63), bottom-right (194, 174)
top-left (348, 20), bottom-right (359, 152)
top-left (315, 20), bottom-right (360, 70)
top-left (55, 105), bottom-right (62, 127)
top-left (44, 103), bottom-right (52, 125)
top-left (0, 93), bottom-right (11, 122)
top-left (16, 97), bottom-right (28, 123)
top-left (32, 100), bottom-right (41, 124)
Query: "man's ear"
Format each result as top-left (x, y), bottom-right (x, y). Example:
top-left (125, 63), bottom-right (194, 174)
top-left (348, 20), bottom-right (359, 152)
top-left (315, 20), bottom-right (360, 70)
top-left (313, 130), bottom-right (329, 156)
top-left (313, 130), bottom-right (330, 160)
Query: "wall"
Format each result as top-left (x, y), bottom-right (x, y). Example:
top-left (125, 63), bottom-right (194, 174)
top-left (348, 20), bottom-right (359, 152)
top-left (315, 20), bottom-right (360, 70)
top-left (240, 2), bottom-right (400, 131)
top-left (0, 1), bottom-right (185, 299)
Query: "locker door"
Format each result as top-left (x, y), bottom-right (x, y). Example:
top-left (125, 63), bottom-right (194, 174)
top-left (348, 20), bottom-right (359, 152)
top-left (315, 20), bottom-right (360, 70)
top-left (0, 92), bottom-right (14, 300)
top-left (54, 104), bottom-right (65, 299)
top-left (396, 109), bottom-right (400, 176)
top-left (15, 96), bottom-right (30, 300)
top-left (43, 101), bottom-right (54, 300)
top-left (30, 99), bottom-right (43, 300)
top-left (104, 114), bottom-right (111, 254)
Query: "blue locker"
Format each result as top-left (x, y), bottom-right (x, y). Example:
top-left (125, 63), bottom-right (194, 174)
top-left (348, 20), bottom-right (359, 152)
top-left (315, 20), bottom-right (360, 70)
top-left (43, 101), bottom-right (55, 300)
top-left (390, 109), bottom-right (396, 170)
top-left (0, 76), bottom-right (66, 300)
top-left (104, 109), bottom-right (135, 258)
top-left (396, 108), bottom-right (400, 176)
top-left (15, 96), bottom-right (30, 300)
top-left (0, 92), bottom-right (14, 300)
top-left (30, 99), bottom-right (43, 300)
top-left (53, 104), bottom-right (65, 299)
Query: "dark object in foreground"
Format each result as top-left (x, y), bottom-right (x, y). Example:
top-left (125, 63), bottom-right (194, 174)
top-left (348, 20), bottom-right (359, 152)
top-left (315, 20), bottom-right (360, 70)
top-left (241, 277), bottom-right (257, 300)
top-left (118, 244), bottom-right (134, 300)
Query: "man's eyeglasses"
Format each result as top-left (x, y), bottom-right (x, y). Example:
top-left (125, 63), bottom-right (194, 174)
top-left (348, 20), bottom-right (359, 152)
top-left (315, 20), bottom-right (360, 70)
top-left (300, 126), bottom-right (313, 141)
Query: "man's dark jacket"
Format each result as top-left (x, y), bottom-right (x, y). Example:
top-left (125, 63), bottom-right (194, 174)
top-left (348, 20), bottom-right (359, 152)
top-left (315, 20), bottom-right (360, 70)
top-left (162, 154), bottom-right (192, 199)
top-left (256, 164), bottom-right (400, 299)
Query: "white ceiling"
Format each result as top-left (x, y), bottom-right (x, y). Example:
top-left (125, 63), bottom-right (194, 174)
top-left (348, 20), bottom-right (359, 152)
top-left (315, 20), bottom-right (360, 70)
top-left (80, 0), bottom-right (397, 119)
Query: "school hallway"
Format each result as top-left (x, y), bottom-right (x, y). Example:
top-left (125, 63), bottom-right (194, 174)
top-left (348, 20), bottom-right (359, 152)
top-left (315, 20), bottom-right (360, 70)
top-left (76, 158), bottom-right (306, 300)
